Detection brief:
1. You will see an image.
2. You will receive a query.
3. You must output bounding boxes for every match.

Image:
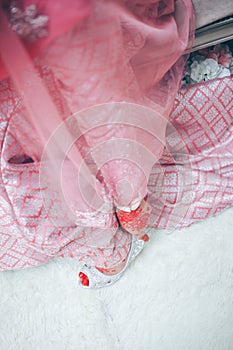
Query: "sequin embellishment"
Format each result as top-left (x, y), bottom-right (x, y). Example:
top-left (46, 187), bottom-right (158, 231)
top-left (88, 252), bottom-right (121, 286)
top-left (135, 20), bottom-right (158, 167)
top-left (6, 0), bottom-right (49, 42)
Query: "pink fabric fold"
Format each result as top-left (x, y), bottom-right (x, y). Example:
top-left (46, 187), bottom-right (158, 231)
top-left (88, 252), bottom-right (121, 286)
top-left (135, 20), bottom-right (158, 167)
top-left (0, 0), bottom-right (197, 270)
top-left (39, 0), bottom-right (194, 208)
top-left (0, 0), bottom-right (91, 80)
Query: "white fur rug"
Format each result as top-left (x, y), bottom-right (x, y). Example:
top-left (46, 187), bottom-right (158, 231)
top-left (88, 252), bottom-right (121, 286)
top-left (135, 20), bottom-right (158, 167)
top-left (1, 207), bottom-right (233, 350)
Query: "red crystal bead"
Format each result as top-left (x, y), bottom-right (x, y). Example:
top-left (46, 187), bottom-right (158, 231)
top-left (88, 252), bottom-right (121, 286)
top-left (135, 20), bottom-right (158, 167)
top-left (82, 277), bottom-right (89, 286)
top-left (141, 234), bottom-right (149, 242)
top-left (78, 272), bottom-right (89, 286)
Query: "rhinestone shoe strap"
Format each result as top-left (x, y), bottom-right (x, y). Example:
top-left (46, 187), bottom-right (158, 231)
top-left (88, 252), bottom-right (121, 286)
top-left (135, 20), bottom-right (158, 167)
top-left (79, 236), bottom-right (145, 288)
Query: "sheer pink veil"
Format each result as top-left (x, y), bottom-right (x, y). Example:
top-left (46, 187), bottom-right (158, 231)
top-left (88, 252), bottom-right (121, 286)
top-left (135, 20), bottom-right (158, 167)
top-left (0, 0), bottom-right (195, 234)
top-left (0, 2), bottom-right (109, 229)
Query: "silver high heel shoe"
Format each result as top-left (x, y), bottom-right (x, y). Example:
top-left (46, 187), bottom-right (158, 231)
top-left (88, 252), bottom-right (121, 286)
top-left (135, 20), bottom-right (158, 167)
top-left (78, 235), bottom-right (147, 288)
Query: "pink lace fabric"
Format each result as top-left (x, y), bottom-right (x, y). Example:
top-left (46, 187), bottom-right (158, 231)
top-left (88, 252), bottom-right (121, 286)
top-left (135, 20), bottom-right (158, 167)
top-left (2, 0), bottom-right (224, 272)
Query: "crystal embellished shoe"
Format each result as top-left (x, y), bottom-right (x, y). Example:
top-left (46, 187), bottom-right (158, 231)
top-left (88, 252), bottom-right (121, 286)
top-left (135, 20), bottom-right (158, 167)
top-left (78, 235), bottom-right (147, 288)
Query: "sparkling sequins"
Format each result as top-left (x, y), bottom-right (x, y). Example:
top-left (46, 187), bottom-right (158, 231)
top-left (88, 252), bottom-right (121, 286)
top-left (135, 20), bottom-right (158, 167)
top-left (6, 0), bottom-right (49, 42)
top-left (78, 235), bottom-right (145, 288)
top-left (116, 200), bottom-right (152, 238)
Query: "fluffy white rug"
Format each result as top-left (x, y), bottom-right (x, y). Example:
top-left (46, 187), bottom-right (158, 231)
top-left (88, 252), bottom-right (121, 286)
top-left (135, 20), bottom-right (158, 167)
top-left (1, 207), bottom-right (233, 350)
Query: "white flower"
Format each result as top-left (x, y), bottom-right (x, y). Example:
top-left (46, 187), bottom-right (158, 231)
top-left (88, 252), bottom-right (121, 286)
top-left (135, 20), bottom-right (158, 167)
top-left (190, 58), bottom-right (230, 83)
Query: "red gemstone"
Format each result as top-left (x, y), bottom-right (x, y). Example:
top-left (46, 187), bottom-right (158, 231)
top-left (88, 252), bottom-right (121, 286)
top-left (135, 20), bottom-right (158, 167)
top-left (141, 234), bottom-right (149, 242)
top-left (82, 277), bottom-right (89, 286)
top-left (78, 272), bottom-right (90, 286)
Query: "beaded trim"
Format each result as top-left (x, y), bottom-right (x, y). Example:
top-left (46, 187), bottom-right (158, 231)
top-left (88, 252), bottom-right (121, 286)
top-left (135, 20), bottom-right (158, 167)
top-left (5, 0), bottom-right (49, 42)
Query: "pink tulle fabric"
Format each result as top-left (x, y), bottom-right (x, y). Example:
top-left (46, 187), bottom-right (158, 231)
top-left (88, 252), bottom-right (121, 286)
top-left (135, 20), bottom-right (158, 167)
top-left (3, 0), bottom-right (231, 272)
top-left (0, 0), bottom-right (91, 80)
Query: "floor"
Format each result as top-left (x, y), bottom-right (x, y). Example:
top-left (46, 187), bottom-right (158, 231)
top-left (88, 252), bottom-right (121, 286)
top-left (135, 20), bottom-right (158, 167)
top-left (0, 206), bottom-right (233, 350)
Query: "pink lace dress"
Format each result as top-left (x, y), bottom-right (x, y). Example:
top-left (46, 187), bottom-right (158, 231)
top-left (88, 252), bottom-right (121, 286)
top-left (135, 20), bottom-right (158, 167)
top-left (0, 0), bottom-right (232, 272)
